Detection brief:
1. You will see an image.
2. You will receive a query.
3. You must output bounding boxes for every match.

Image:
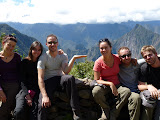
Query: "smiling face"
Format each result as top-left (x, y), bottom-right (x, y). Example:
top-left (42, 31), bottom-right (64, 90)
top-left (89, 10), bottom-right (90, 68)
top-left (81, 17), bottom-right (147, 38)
top-left (119, 49), bottom-right (131, 65)
top-left (3, 40), bottom-right (16, 53)
top-left (46, 36), bottom-right (58, 53)
top-left (99, 41), bottom-right (112, 56)
top-left (32, 45), bottom-right (42, 60)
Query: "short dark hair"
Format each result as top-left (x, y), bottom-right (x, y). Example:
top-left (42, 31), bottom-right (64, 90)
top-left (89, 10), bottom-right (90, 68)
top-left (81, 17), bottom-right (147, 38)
top-left (118, 47), bottom-right (131, 56)
top-left (46, 34), bottom-right (58, 43)
top-left (98, 38), bottom-right (112, 47)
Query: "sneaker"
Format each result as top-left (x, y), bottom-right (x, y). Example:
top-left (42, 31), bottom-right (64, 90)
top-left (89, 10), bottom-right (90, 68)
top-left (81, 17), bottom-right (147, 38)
top-left (73, 110), bottom-right (84, 120)
top-left (98, 107), bottom-right (110, 120)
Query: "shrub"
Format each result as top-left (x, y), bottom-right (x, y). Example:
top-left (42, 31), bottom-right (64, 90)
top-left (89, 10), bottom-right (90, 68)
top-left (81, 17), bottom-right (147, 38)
top-left (69, 60), bottom-right (94, 80)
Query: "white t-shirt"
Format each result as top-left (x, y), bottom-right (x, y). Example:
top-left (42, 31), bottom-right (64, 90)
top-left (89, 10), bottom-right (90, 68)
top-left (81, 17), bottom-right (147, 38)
top-left (37, 51), bottom-right (68, 80)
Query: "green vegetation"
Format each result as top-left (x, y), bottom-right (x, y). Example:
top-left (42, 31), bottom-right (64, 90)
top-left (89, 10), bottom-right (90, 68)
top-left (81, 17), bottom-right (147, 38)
top-left (0, 24), bottom-right (36, 57)
top-left (0, 33), bottom-right (6, 43)
top-left (69, 59), bottom-right (94, 80)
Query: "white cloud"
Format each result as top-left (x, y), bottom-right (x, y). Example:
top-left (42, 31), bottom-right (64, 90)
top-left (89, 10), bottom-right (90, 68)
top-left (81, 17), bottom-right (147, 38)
top-left (0, 0), bottom-right (160, 24)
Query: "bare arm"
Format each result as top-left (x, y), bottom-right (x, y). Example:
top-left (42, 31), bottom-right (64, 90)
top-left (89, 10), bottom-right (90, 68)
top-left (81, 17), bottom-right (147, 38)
top-left (138, 81), bottom-right (148, 91)
top-left (94, 71), bottom-right (111, 85)
top-left (38, 68), bottom-right (51, 108)
top-left (138, 81), bottom-right (160, 99)
top-left (63, 55), bottom-right (87, 74)
top-left (94, 71), bottom-right (118, 96)
top-left (0, 90), bottom-right (6, 103)
top-left (0, 54), bottom-right (6, 102)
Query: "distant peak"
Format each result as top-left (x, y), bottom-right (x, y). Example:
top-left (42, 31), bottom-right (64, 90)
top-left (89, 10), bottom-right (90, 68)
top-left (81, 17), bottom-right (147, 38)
top-left (132, 24), bottom-right (149, 33)
top-left (134, 24), bottom-right (142, 29)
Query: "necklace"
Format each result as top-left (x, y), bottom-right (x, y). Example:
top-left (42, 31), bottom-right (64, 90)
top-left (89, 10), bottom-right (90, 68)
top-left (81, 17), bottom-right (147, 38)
top-left (5, 54), bottom-right (13, 60)
top-left (0, 50), bottom-right (15, 60)
top-left (0, 52), bottom-right (13, 60)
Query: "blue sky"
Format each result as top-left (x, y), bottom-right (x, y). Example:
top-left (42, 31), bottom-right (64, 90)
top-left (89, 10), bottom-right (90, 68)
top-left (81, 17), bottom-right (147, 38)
top-left (0, 0), bottom-right (160, 24)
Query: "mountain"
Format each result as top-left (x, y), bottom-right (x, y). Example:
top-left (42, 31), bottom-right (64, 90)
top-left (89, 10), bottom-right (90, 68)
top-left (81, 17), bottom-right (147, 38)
top-left (65, 45), bottom-right (101, 62)
top-left (0, 24), bottom-right (38, 56)
top-left (5, 22), bottom-right (132, 50)
top-left (113, 24), bottom-right (160, 59)
top-left (2, 22), bottom-right (160, 61)
top-left (121, 20), bottom-right (160, 35)
top-left (67, 24), bottom-right (160, 61)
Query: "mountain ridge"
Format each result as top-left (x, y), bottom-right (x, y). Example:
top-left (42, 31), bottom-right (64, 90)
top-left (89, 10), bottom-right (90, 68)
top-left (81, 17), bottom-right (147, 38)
top-left (1, 22), bottom-right (160, 60)
top-left (4, 22), bottom-right (132, 50)
top-left (0, 24), bottom-right (37, 56)
top-left (113, 24), bottom-right (160, 58)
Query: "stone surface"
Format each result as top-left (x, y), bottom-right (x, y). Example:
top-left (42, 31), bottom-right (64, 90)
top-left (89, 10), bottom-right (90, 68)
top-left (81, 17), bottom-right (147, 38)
top-left (47, 78), bottom-right (101, 120)
top-left (47, 78), bottom-right (129, 120)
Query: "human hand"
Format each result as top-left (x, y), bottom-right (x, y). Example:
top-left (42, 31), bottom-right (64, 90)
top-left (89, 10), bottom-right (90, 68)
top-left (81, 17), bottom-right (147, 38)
top-left (42, 96), bottom-right (51, 108)
top-left (73, 55), bottom-right (87, 59)
top-left (109, 82), bottom-right (118, 96)
top-left (0, 90), bottom-right (7, 103)
top-left (58, 49), bottom-right (64, 55)
top-left (131, 58), bottom-right (137, 66)
top-left (148, 85), bottom-right (160, 99)
top-left (0, 54), bottom-right (4, 58)
top-left (25, 94), bottom-right (32, 106)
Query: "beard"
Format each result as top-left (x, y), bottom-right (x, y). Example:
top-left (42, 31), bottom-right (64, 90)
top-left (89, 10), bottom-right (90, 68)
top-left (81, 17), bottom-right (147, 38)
top-left (147, 58), bottom-right (156, 65)
top-left (49, 46), bottom-right (57, 53)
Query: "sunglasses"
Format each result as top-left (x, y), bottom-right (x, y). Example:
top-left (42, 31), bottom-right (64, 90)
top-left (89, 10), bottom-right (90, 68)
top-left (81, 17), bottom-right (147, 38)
top-left (47, 41), bottom-right (58, 45)
top-left (120, 53), bottom-right (131, 58)
top-left (8, 34), bottom-right (16, 38)
top-left (99, 38), bottom-right (109, 43)
top-left (3, 34), bottom-right (17, 43)
top-left (8, 38), bottom-right (17, 43)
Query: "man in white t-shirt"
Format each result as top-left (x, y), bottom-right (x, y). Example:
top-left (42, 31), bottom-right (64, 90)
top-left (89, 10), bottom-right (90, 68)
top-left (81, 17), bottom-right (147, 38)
top-left (37, 34), bottom-right (86, 120)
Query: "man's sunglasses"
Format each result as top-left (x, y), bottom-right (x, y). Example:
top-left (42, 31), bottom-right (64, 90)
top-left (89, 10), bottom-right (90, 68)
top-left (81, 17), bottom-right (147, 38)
top-left (47, 41), bottom-right (58, 45)
top-left (120, 53), bottom-right (131, 58)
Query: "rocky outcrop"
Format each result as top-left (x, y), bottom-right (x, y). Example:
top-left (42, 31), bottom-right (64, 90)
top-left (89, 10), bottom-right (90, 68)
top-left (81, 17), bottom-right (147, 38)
top-left (47, 78), bottom-right (129, 120)
top-left (47, 78), bottom-right (101, 120)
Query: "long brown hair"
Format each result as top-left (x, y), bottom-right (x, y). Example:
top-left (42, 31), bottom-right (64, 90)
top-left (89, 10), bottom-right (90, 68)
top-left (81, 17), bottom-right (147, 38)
top-left (27, 41), bottom-right (43, 61)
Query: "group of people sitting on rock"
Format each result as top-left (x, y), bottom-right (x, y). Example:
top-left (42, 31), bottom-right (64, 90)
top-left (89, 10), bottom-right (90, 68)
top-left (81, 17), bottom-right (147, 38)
top-left (0, 34), bottom-right (159, 120)
top-left (92, 38), bottom-right (160, 120)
